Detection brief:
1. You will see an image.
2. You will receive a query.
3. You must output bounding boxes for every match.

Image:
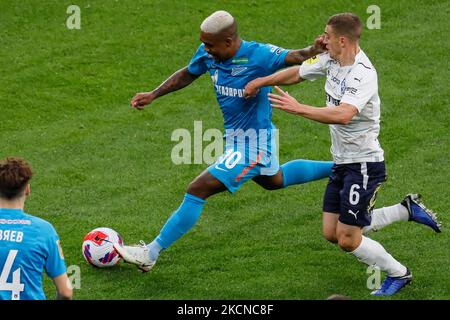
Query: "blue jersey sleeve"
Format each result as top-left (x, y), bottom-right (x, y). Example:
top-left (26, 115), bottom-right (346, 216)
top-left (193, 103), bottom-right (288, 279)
top-left (187, 44), bottom-right (209, 76)
top-left (258, 43), bottom-right (289, 75)
top-left (44, 226), bottom-right (67, 278)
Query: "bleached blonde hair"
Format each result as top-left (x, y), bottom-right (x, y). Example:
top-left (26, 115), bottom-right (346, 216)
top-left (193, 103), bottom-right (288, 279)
top-left (200, 10), bottom-right (235, 34)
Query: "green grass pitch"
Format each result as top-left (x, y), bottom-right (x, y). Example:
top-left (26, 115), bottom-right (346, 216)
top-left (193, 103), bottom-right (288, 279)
top-left (0, 0), bottom-right (448, 299)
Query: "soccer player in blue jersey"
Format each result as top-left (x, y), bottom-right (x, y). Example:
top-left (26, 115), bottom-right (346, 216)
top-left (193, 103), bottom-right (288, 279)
top-left (114, 11), bottom-right (334, 271)
top-left (0, 157), bottom-right (72, 300)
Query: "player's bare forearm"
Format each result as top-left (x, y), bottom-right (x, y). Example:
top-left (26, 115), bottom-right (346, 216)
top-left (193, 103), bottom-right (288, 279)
top-left (268, 86), bottom-right (357, 124)
top-left (53, 274), bottom-right (73, 300)
top-left (261, 66), bottom-right (302, 86)
top-left (153, 66), bottom-right (199, 99)
top-left (244, 67), bottom-right (302, 99)
top-left (289, 104), bottom-right (352, 124)
top-left (284, 35), bottom-right (327, 66)
top-left (285, 46), bottom-right (318, 65)
top-left (284, 35), bottom-right (327, 65)
top-left (131, 67), bottom-right (199, 109)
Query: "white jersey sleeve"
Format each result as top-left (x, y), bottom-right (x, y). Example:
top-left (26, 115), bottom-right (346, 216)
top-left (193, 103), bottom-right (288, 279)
top-left (340, 66), bottom-right (377, 113)
top-left (299, 53), bottom-right (329, 81)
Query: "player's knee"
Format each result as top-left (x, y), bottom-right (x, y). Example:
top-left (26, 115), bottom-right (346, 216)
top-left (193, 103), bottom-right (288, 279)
top-left (255, 175), bottom-right (284, 190)
top-left (186, 180), bottom-right (206, 198)
top-left (260, 182), bottom-right (282, 190)
top-left (337, 234), bottom-right (357, 252)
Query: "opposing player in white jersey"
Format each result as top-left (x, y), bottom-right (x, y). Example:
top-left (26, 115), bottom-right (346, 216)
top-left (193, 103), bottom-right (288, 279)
top-left (245, 13), bottom-right (441, 296)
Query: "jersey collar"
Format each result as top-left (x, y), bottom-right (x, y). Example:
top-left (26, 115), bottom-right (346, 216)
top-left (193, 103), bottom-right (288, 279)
top-left (0, 208), bottom-right (24, 215)
top-left (351, 49), bottom-right (364, 66)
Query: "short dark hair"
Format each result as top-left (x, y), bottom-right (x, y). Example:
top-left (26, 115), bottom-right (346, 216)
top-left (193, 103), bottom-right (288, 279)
top-left (327, 13), bottom-right (362, 41)
top-left (0, 157), bottom-right (33, 200)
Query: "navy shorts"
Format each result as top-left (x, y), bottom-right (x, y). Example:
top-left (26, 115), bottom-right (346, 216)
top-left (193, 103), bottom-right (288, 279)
top-left (323, 162), bottom-right (387, 227)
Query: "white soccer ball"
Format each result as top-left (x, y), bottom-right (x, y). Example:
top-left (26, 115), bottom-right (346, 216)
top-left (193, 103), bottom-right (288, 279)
top-left (82, 227), bottom-right (123, 268)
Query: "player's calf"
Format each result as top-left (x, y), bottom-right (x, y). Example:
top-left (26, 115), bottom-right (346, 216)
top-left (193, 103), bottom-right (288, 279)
top-left (323, 230), bottom-right (338, 243)
top-left (322, 212), bottom-right (340, 243)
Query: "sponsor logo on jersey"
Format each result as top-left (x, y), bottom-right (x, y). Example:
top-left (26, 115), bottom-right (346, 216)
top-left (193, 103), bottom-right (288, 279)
top-left (305, 56), bottom-right (319, 65)
top-left (0, 219), bottom-right (31, 225)
top-left (214, 85), bottom-right (245, 98)
top-left (231, 57), bottom-right (248, 64)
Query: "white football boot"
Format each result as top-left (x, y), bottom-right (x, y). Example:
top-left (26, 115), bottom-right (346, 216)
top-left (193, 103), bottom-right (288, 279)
top-left (113, 241), bottom-right (156, 272)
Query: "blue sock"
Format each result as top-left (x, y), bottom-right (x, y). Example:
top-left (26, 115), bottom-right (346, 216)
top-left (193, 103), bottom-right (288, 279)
top-left (281, 159), bottom-right (333, 188)
top-left (153, 193), bottom-right (206, 253)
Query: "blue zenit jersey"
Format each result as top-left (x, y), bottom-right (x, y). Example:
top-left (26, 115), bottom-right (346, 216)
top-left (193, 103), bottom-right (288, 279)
top-left (0, 208), bottom-right (67, 300)
top-left (188, 40), bottom-right (288, 136)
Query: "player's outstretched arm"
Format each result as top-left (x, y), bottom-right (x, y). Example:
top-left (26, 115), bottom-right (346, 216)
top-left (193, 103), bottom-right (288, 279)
top-left (131, 66), bottom-right (200, 110)
top-left (244, 66), bottom-right (302, 99)
top-left (284, 35), bottom-right (327, 66)
top-left (269, 86), bottom-right (358, 125)
top-left (52, 273), bottom-right (73, 300)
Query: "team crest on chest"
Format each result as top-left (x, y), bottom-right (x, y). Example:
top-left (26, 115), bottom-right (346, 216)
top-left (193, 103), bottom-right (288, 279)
top-left (231, 66), bottom-right (247, 76)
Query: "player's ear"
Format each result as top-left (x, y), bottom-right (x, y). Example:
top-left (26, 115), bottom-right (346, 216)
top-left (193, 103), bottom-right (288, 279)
top-left (225, 37), bottom-right (233, 47)
top-left (25, 184), bottom-right (30, 197)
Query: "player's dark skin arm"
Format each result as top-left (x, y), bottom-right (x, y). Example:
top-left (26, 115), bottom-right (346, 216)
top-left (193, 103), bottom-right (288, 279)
top-left (130, 67), bottom-right (226, 199)
top-left (285, 35), bottom-right (327, 65)
top-left (284, 45), bottom-right (322, 66)
top-left (131, 67), bottom-right (199, 110)
top-left (244, 35), bottom-right (326, 99)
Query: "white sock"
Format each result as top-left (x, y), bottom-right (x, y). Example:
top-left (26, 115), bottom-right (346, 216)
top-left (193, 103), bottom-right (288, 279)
top-left (362, 204), bottom-right (409, 234)
top-left (351, 236), bottom-right (407, 277)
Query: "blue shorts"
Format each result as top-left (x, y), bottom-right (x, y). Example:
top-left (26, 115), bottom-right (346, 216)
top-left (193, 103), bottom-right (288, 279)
top-left (208, 145), bottom-right (279, 193)
top-left (323, 162), bottom-right (387, 227)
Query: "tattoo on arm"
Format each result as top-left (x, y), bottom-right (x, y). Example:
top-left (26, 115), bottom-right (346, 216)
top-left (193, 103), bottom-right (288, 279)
top-left (285, 46), bottom-right (319, 66)
top-left (153, 67), bottom-right (199, 99)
